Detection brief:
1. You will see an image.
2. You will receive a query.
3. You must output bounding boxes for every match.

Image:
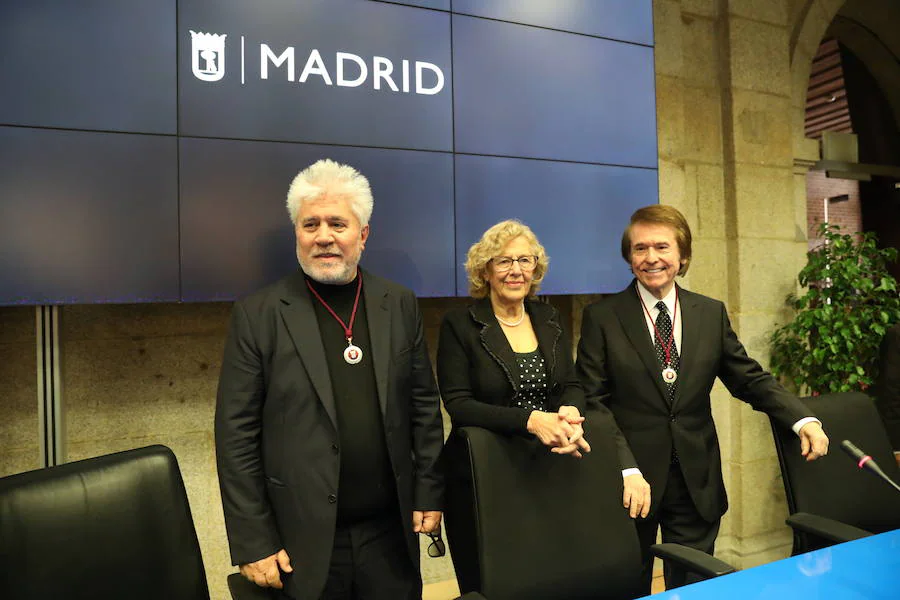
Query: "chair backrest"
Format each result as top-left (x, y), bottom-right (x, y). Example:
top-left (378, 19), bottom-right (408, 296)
top-left (770, 392), bottom-right (900, 536)
top-left (0, 445), bottom-right (210, 600)
top-left (444, 410), bottom-right (643, 600)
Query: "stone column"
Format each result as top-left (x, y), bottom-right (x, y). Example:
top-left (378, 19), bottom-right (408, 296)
top-left (654, 0), bottom-right (812, 568)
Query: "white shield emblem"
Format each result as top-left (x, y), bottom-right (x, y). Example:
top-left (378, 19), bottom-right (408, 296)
top-left (190, 30), bottom-right (227, 82)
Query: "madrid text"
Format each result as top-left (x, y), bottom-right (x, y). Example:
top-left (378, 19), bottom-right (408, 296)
top-left (260, 45), bottom-right (444, 95)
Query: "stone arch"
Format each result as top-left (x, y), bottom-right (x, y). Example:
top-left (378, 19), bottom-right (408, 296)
top-left (828, 13), bottom-right (900, 128)
top-left (787, 0), bottom-right (900, 274)
top-left (790, 0), bottom-right (900, 160)
top-left (789, 0), bottom-right (845, 162)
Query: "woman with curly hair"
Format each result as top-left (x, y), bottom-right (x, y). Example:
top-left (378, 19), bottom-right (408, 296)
top-left (437, 219), bottom-right (590, 456)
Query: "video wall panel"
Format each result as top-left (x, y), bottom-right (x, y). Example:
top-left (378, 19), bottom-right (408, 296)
top-left (179, 0), bottom-right (452, 151)
top-left (0, 0), bottom-right (176, 134)
top-left (454, 155), bottom-right (658, 295)
top-left (180, 138), bottom-right (455, 300)
top-left (371, 0), bottom-right (449, 11)
top-left (0, 127), bottom-right (179, 304)
top-left (451, 0), bottom-right (653, 45)
top-left (0, 0), bottom-right (656, 304)
top-left (452, 14), bottom-right (657, 167)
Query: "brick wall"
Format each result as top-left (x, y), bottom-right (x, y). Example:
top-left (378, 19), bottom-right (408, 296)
top-left (805, 170), bottom-right (862, 249)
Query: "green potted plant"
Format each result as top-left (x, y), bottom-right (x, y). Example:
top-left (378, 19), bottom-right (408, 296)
top-left (770, 223), bottom-right (900, 394)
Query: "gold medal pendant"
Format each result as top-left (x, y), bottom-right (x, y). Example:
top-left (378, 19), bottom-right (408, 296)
top-left (662, 367), bottom-right (677, 384)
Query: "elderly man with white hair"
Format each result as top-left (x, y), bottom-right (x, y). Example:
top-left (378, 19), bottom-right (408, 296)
top-left (215, 159), bottom-right (444, 600)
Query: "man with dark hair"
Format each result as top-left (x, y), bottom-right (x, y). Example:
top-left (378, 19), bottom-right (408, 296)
top-left (576, 204), bottom-right (829, 593)
top-left (215, 159), bottom-right (444, 600)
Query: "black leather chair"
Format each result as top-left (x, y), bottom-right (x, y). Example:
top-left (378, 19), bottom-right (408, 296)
top-left (0, 445), bottom-right (216, 600)
top-left (770, 391), bottom-right (900, 554)
top-left (227, 572), bottom-right (274, 600)
top-left (443, 410), bottom-right (734, 600)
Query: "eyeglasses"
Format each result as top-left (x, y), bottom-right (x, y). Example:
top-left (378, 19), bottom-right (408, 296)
top-left (423, 531), bottom-right (446, 558)
top-left (492, 255), bottom-right (538, 272)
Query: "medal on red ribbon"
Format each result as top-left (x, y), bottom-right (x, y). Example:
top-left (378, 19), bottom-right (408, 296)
top-left (307, 270), bottom-right (364, 365)
top-left (343, 340), bottom-right (363, 365)
top-left (637, 287), bottom-right (680, 384)
top-left (662, 366), bottom-right (678, 383)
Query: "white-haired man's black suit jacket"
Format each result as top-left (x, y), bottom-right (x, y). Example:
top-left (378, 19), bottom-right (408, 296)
top-left (576, 282), bottom-right (812, 523)
top-left (215, 269), bottom-right (444, 600)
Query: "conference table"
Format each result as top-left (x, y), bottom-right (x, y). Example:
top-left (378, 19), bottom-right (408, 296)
top-left (646, 529), bottom-right (900, 599)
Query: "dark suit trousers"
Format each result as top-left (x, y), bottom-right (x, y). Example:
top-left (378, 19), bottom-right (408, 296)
top-left (634, 460), bottom-right (720, 593)
top-left (318, 514), bottom-right (420, 600)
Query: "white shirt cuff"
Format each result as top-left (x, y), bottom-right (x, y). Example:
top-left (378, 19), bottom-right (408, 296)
top-left (622, 468), bottom-right (642, 478)
top-left (792, 416), bottom-right (821, 435)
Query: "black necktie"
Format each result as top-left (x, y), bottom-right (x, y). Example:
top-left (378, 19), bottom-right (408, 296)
top-left (655, 301), bottom-right (679, 403)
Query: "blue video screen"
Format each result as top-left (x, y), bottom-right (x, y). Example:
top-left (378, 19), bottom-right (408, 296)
top-left (0, 0), bottom-right (656, 304)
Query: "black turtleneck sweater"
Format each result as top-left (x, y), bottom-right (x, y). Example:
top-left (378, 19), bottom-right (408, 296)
top-left (305, 274), bottom-right (397, 525)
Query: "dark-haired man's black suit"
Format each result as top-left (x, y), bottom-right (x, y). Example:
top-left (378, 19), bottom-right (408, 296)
top-left (576, 281), bottom-right (814, 590)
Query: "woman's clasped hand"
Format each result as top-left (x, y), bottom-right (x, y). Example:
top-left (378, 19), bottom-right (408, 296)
top-left (526, 405), bottom-right (592, 458)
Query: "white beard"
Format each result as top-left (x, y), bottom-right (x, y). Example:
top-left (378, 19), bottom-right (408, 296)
top-left (297, 248), bottom-right (360, 284)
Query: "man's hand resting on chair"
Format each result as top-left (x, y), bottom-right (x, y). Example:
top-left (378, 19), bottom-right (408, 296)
top-left (240, 548), bottom-right (293, 589)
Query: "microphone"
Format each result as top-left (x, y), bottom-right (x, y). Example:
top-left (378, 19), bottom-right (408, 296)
top-left (839, 440), bottom-right (900, 494)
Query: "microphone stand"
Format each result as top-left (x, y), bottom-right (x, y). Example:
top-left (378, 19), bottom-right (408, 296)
top-left (840, 440), bottom-right (900, 494)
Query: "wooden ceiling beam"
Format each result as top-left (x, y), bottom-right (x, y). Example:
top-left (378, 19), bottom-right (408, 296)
top-left (806, 98), bottom-right (849, 120)
top-left (804, 39), bottom-right (852, 142)
top-left (806, 115), bottom-right (853, 134)
top-left (807, 89), bottom-right (848, 109)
